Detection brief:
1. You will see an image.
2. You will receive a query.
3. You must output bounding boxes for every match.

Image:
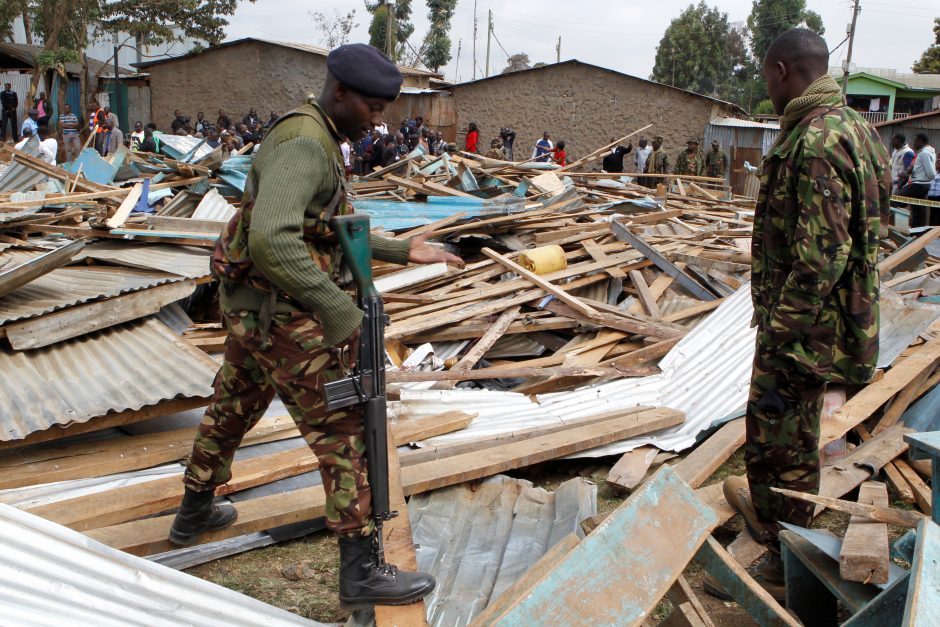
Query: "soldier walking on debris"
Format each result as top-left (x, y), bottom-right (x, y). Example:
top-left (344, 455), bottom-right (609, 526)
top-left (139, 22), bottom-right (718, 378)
top-left (707, 28), bottom-right (890, 601)
top-left (168, 43), bottom-right (463, 609)
top-left (705, 139), bottom-right (728, 180)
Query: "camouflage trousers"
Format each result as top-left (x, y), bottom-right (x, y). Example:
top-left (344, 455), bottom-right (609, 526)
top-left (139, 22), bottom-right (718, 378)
top-left (744, 336), bottom-right (827, 546)
top-left (183, 309), bottom-right (374, 538)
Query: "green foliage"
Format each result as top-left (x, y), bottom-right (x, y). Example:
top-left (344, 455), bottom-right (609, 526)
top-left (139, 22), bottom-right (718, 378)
top-left (650, 2), bottom-right (749, 105)
top-left (747, 0), bottom-right (824, 65)
top-left (97, 0), bottom-right (251, 46)
top-left (501, 53), bottom-right (530, 74)
top-left (366, 0), bottom-right (413, 62)
top-left (0, 0), bottom-right (28, 42)
top-left (753, 99), bottom-right (775, 115)
top-left (912, 18), bottom-right (940, 74)
top-left (310, 8), bottom-right (358, 49)
top-left (421, 0), bottom-right (456, 71)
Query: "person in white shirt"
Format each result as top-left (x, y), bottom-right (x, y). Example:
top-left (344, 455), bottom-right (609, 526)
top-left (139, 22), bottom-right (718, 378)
top-left (38, 125), bottom-right (57, 165)
top-left (374, 121), bottom-right (388, 135)
top-left (634, 138), bottom-right (653, 174)
top-left (13, 127), bottom-right (32, 151)
top-left (341, 137), bottom-right (352, 179)
top-left (889, 133), bottom-right (916, 195)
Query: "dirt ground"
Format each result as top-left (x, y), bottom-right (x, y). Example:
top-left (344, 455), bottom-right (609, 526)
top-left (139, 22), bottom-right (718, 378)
top-left (187, 447), bottom-right (916, 626)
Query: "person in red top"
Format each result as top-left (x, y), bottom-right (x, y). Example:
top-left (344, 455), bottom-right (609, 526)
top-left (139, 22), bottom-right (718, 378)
top-left (465, 122), bottom-right (479, 153)
top-left (550, 140), bottom-right (567, 166)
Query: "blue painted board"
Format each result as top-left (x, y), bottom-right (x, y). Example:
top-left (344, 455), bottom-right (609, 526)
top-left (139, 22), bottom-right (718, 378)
top-left (902, 518), bottom-right (940, 626)
top-left (491, 466), bottom-right (718, 626)
top-left (62, 149), bottom-right (118, 185)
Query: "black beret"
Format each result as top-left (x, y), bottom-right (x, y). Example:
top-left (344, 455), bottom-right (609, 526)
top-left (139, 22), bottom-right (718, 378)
top-left (327, 44), bottom-right (403, 101)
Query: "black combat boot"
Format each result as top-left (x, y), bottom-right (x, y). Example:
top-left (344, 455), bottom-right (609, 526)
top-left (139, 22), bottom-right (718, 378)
top-left (167, 487), bottom-right (238, 546)
top-left (338, 533), bottom-right (436, 610)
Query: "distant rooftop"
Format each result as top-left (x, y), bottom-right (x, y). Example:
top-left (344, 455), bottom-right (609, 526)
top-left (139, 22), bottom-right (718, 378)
top-left (0, 42), bottom-right (136, 77)
top-left (829, 65), bottom-right (940, 91)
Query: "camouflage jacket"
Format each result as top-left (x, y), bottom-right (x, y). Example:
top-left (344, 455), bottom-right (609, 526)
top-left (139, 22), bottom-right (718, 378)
top-left (674, 149), bottom-right (704, 176)
top-left (705, 150), bottom-right (728, 178)
top-left (752, 96), bottom-right (890, 384)
top-left (646, 149), bottom-right (670, 174)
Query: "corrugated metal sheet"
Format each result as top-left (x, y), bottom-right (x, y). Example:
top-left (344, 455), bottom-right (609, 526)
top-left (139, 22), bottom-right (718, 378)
top-left (157, 134), bottom-right (214, 161)
top-left (73, 241), bottom-right (212, 279)
top-left (877, 289), bottom-right (940, 368)
top-left (0, 318), bottom-right (216, 442)
top-left (191, 187), bottom-right (236, 221)
top-left (0, 136), bottom-right (47, 192)
top-left (354, 197), bottom-right (527, 231)
top-left (0, 263), bottom-right (183, 325)
top-left (709, 116), bottom-right (780, 129)
top-left (0, 239), bottom-right (85, 299)
top-left (0, 503), bottom-right (321, 626)
top-left (409, 476), bottom-right (595, 627)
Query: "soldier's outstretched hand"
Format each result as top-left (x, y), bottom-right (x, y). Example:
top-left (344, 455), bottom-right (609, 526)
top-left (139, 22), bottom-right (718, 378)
top-left (407, 232), bottom-right (465, 268)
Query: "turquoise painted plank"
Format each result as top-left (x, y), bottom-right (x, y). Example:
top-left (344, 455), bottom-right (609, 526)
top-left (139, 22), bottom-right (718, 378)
top-left (490, 466), bottom-right (718, 627)
top-left (902, 518), bottom-right (940, 626)
top-left (109, 229), bottom-right (218, 241)
top-left (62, 149), bottom-right (118, 185)
top-left (903, 432), bottom-right (940, 522)
top-left (698, 536), bottom-right (799, 626)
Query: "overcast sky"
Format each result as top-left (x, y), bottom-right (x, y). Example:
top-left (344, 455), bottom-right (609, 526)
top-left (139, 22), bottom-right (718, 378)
top-left (224, 0), bottom-right (937, 82)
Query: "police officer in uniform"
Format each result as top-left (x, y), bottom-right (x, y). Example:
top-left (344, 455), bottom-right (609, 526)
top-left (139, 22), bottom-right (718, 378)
top-left (168, 44), bottom-right (463, 609)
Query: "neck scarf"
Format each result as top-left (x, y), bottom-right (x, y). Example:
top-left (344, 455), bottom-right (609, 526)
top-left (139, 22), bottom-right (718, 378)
top-left (769, 74), bottom-right (843, 154)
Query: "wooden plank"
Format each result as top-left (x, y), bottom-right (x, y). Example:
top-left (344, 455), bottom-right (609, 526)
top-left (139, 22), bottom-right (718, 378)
top-left (839, 481), bottom-right (890, 584)
top-left (872, 365), bottom-right (937, 434)
top-left (894, 458), bottom-right (933, 516)
top-left (603, 336), bottom-right (681, 369)
top-left (878, 227), bottom-right (940, 277)
top-left (86, 408), bottom-right (684, 556)
top-left (482, 247), bottom-right (598, 317)
top-left (693, 536), bottom-right (800, 627)
top-left (433, 306), bottom-right (519, 391)
top-left (663, 299), bottom-right (723, 323)
top-left (23, 412), bottom-right (473, 533)
top-left (104, 182), bottom-right (144, 229)
top-left (672, 418), bottom-right (746, 489)
top-left (374, 429), bottom-right (429, 627)
top-left (901, 518), bottom-right (940, 626)
top-left (0, 415), bottom-right (296, 490)
top-left (408, 317), bottom-right (580, 343)
top-left (146, 215), bottom-right (227, 234)
top-left (469, 534), bottom-right (581, 627)
top-left (582, 237), bottom-right (626, 278)
top-left (541, 299), bottom-right (686, 340)
top-left (0, 396), bottom-right (211, 452)
top-left (770, 487), bottom-right (925, 528)
top-left (665, 575), bottom-right (716, 627)
top-left (485, 466), bottom-right (718, 627)
top-left (820, 336), bottom-right (940, 445)
top-left (606, 446), bottom-right (658, 492)
top-left (393, 212), bottom-right (467, 240)
top-left (856, 424), bottom-right (916, 503)
top-left (629, 270), bottom-right (661, 317)
top-left (5, 280), bottom-right (196, 350)
top-left (386, 364), bottom-right (626, 383)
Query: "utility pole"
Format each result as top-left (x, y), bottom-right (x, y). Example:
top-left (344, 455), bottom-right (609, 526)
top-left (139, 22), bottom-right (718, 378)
top-left (841, 0), bottom-right (861, 96)
top-left (113, 32), bottom-right (121, 131)
top-left (386, 1), bottom-right (394, 59)
top-left (485, 10), bottom-right (493, 77)
top-left (472, 0), bottom-right (478, 80)
top-left (455, 38), bottom-right (462, 83)
top-left (556, 36), bottom-right (561, 63)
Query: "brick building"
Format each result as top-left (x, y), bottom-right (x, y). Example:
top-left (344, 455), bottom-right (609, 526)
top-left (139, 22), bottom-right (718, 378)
top-left (449, 60), bottom-right (747, 167)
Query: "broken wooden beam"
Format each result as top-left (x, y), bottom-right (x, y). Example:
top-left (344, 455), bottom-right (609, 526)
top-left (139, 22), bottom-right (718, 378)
top-left (839, 481), bottom-right (890, 584)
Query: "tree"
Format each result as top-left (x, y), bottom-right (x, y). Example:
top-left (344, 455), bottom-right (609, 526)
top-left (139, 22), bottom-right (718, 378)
top-left (0, 1), bottom-right (27, 42)
top-left (650, 3), bottom-right (749, 105)
top-left (420, 0), bottom-right (456, 71)
top-left (310, 8), bottom-right (358, 49)
top-left (501, 53), bottom-right (530, 74)
top-left (913, 18), bottom-right (940, 74)
top-left (366, 0), bottom-right (413, 62)
top-left (747, 0), bottom-right (823, 66)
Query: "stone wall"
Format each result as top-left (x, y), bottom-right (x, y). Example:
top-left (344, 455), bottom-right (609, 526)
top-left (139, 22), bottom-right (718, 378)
top-left (451, 61), bottom-right (737, 169)
top-left (147, 41), bottom-right (329, 132)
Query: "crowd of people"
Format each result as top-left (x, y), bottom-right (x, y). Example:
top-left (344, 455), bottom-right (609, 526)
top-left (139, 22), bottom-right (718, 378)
top-left (344, 115), bottom-right (451, 177)
top-left (890, 132), bottom-right (939, 226)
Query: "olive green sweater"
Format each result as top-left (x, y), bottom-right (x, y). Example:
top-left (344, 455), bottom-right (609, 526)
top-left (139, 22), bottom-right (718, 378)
top-left (220, 133), bottom-right (411, 346)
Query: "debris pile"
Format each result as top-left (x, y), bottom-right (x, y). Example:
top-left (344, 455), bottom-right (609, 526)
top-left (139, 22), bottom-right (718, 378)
top-left (0, 134), bottom-right (938, 626)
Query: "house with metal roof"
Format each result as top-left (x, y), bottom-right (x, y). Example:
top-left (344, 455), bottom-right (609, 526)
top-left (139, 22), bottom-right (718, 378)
top-left (829, 65), bottom-right (940, 124)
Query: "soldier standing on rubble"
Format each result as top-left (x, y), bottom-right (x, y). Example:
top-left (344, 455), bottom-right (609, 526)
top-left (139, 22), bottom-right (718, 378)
top-left (673, 137), bottom-right (704, 176)
top-left (705, 139), bottom-right (728, 180)
top-left (710, 28), bottom-right (889, 601)
top-left (168, 43), bottom-right (463, 609)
